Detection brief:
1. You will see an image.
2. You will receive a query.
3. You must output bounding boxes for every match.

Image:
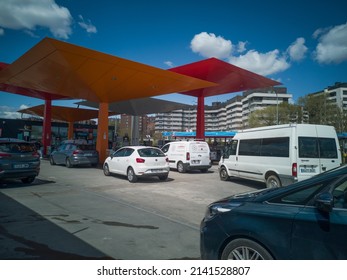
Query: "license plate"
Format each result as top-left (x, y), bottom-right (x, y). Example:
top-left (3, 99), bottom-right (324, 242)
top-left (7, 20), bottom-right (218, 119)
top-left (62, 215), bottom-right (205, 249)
top-left (152, 169), bottom-right (164, 172)
top-left (14, 164), bottom-right (29, 169)
top-left (192, 160), bottom-right (200, 164)
top-left (300, 167), bottom-right (316, 173)
top-left (84, 153), bottom-right (92, 156)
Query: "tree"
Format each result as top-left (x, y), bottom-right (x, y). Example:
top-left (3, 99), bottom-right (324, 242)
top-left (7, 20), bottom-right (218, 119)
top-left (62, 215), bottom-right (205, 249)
top-left (248, 103), bottom-right (302, 128)
top-left (297, 93), bottom-right (347, 132)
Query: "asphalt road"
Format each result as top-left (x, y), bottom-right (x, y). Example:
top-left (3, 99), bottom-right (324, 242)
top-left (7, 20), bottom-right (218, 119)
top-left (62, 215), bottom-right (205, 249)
top-left (0, 160), bottom-right (265, 260)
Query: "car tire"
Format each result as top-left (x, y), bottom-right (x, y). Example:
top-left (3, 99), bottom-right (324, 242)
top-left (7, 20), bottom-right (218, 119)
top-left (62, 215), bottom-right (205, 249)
top-left (21, 177), bottom-right (35, 184)
top-left (127, 167), bottom-right (138, 183)
top-left (49, 156), bottom-right (56, 165)
top-left (219, 166), bottom-right (229, 181)
top-left (66, 158), bottom-right (73, 168)
top-left (221, 238), bottom-right (273, 260)
top-left (266, 174), bottom-right (281, 188)
top-left (158, 174), bottom-right (168, 181)
top-left (177, 161), bottom-right (186, 173)
top-left (103, 164), bottom-right (110, 176)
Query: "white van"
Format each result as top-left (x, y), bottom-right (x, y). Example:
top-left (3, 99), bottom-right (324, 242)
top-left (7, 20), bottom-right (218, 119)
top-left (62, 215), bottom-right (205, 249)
top-left (219, 124), bottom-right (342, 188)
top-left (161, 140), bottom-right (212, 173)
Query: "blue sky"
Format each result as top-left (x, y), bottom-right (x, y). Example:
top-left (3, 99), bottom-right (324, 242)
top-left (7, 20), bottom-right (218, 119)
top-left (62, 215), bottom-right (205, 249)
top-left (0, 0), bottom-right (347, 118)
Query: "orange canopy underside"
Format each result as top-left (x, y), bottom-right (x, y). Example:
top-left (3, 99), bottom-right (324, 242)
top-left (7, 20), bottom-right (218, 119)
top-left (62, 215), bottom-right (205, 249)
top-left (0, 38), bottom-right (217, 103)
top-left (18, 105), bottom-right (113, 123)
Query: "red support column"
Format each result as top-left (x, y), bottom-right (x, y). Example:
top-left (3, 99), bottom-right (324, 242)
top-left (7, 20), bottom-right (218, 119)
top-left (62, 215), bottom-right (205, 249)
top-left (96, 102), bottom-right (109, 163)
top-left (42, 99), bottom-right (52, 156)
top-left (196, 95), bottom-right (205, 140)
top-left (67, 121), bottom-right (74, 139)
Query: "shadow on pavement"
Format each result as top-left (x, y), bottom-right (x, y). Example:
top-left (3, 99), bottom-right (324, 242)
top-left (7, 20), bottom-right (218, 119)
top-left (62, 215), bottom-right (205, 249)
top-left (0, 192), bottom-right (113, 260)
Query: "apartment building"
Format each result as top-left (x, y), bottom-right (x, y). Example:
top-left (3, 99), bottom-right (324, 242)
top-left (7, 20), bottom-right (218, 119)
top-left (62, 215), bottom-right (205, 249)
top-left (309, 82), bottom-right (347, 110)
top-left (155, 87), bottom-right (292, 132)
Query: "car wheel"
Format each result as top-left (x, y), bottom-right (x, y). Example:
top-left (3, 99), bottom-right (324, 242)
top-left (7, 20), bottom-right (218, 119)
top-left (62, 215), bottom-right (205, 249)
top-left (21, 177), bottom-right (35, 184)
top-left (266, 174), bottom-right (281, 188)
top-left (49, 156), bottom-right (56, 165)
top-left (158, 174), bottom-right (168, 181)
top-left (127, 167), bottom-right (138, 183)
top-left (103, 164), bottom-right (110, 176)
top-left (221, 238), bottom-right (273, 260)
top-left (66, 158), bottom-right (73, 168)
top-left (219, 166), bottom-right (229, 181)
top-left (177, 161), bottom-right (186, 173)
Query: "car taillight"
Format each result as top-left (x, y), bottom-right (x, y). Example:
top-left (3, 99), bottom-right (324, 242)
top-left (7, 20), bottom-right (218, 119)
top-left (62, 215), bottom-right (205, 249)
top-left (292, 163), bottom-right (297, 177)
top-left (186, 152), bottom-right (190, 161)
top-left (136, 158), bottom-right (145, 163)
top-left (0, 153), bottom-right (11, 158)
top-left (32, 151), bottom-right (40, 158)
top-left (72, 150), bottom-right (82, 155)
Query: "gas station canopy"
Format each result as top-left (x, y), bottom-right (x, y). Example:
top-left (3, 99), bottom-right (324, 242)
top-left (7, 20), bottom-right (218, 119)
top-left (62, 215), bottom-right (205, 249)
top-left (169, 57), bottom-right (281, 97)
top-left (0, 38), bottom-right (217, 102)
top-left (77, 97), bottom-right (190, 116)
top-left (18, 105), bottom-right (107, 123)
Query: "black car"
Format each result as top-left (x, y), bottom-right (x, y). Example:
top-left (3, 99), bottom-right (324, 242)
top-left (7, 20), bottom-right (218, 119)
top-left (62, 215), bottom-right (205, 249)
top-left (0, 138), bottom-right (40, 184)
top-left (200, 165), bottom-right (347, 260)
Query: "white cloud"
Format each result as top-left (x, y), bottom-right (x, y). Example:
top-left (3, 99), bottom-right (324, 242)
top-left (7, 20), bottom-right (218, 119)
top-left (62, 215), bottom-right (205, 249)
top-left (228, 49), bottom-right (290, 76)
top-left (19, 104), bottom-right (29, 110)
top-left (313, 22), bottom-right (347, 64)
top-left (287, 37), bottom-right (308, 61)
top-left (164, 61), bottom-right (174, 67)
top-left (0, 106), bottom-right (22, 119)
top-left (0, 0), bottom-right (72, 39)
top-left (78, 15), bottom-right (97, 34)
top-left (190, 32), bottom-right (232, 59)
top-left (237, 41), bottom-right (247, 53)
top-left (190, 32), bottom-right (290, 76)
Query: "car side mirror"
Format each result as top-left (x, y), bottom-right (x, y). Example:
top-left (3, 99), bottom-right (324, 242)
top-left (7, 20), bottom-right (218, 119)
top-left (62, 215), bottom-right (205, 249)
top-left (315, 192), bottom-right (333, 213)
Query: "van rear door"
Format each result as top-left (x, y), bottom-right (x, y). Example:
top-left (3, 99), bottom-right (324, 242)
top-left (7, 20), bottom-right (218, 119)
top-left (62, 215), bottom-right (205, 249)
top-left (297, 125), bottom-right (341, 181)
top-left (316, 126), bottom-right (341, 172)
top-left (189, 142), bottom-right (210, 166)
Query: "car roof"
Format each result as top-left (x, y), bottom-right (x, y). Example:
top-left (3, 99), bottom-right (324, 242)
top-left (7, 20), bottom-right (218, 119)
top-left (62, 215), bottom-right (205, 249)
top-left (120, 146), bottom-right (160, 149)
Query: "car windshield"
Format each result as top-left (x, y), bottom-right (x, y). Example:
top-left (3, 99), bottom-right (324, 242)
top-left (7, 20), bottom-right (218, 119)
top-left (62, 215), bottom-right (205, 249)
top-left (0, 142), bottom-right (35, 153)
top-left (138, 148), bottom-right (165, 157)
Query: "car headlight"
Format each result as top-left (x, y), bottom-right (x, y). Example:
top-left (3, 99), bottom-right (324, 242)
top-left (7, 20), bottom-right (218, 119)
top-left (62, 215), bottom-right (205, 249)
top-left (204, 202), bottom-right (243, 221)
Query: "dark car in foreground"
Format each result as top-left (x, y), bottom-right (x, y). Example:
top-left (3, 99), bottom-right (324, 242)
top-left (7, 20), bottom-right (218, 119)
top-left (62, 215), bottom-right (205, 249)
top-left (200, 165), bottom-right (347, 260)
top-left (50, 140), bottom-right (99, 168)
top-left (0, 138), bottom-right (40, 183)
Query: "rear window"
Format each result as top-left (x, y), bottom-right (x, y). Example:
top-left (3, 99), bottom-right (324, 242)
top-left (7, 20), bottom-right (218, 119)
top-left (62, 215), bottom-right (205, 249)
top-left (298, 137), bottom-right (338, 159)
top-left (77, 144), bottom-right (96, 151)
top-left (0, 142), bottom-right (35, 153)
top-left (138, 148), bottom-right (165, 157)
top-left (190, 143), bottom-right (209, 153)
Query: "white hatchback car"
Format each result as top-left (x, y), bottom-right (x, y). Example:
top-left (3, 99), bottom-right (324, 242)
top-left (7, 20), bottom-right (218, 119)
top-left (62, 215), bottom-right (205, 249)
top-left (103, 146), bottom-right (170, 182)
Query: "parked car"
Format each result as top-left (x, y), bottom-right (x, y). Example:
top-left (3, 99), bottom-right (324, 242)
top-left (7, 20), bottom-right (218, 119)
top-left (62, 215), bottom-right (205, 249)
top-left (49, 140), bottom-right (99, 168)
top-left (0, 138), bottom-right (40, 183)
top-left (161, 140), bottom-right (211, 173)
top-left (103, 146), bottom-right (169, 182)
top-left (200, 165), bottom-right (347, 260)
